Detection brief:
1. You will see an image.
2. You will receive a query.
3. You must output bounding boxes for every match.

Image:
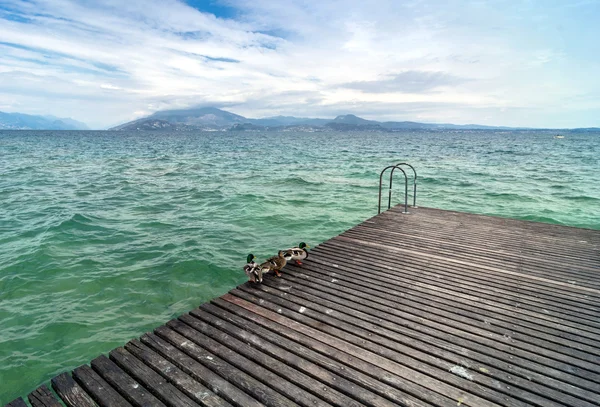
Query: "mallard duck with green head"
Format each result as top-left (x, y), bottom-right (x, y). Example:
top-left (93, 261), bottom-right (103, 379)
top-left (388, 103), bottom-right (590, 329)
top-left (284, 242), bottom-right (310, 265)
top-left (243, 253), bottom-right (262, 283)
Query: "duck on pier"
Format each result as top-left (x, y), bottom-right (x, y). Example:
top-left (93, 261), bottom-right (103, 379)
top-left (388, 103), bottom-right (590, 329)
top-left (243, 253), bottom-right (262, 283)
top-left (284, 242), bottom-right (310, 265)
top-left (261, 250), bottom-right (291, 277)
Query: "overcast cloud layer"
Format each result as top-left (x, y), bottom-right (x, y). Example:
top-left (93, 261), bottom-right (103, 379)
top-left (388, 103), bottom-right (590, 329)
top-left (0, 0), bottom-right (599, 128)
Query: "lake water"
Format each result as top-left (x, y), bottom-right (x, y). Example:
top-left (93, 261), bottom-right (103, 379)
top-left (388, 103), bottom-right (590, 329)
top-left (1, 129), bottom-right (599, 402)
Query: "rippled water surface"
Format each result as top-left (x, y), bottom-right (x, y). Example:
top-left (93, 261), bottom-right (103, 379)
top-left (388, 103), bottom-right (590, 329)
top-left (1, 130), bottom-right (599, 402)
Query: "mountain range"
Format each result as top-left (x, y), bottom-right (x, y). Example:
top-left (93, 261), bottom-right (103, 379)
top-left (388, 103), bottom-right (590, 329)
top-left (109, 107), bottom-right (529, 132)
top-left (0, 111), bottom-right (89, 130)
top-left (2, 107), bottom-right (598, 131)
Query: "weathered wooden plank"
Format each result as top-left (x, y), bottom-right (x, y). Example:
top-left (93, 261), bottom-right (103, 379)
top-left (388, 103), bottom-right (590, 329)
top-left (234, 285), bottom-right (559, 407)
top-left (27, 384), bottom-right (62, 407)
top-left (346, 226), bottom-right (600, 281)
top-left (335, 235), bottom-right (600, 297)
top-left (174, 314), bottom-right (364, 407)
top-left (252, 265), bottom-right (600, 392)
top-left (165, 319), bottom-right (334, 407)
top-left (4, 397), bottom-right (28, 407)
top-left (238, 281), bottom-right (600, 380)
top-left (51, 372), bottom-right (98, 407)
top-left (154, 325), bottom-right (299, 407)
top-left (204, 301), bottom-right (436, 407)
top-left (195, 304), bottom-right (430, 407)
top-left (72, 364), bottom-right (133, 407)
top-left (327, 232), bottom-right (600, 298)
top-left (344, 229), bottom-right (600, 291)
top-left (293, 253), bottom-right (600, 347)
top-left (311, 246), bottom-right (600, 341)
top-left (108, 347), bottom-right (199, 407)
top-left (274, 267), bottom-right (600, 404)
top-left (218, 294), bottom-right (474, 407)
top-left (376, 206), bottom-right (600, 247)
top-left (91, 355), bottom-right (166, 407)
top-left (317, 240), bottom-right (600, 321)
top-left (255, 277), bottom-right (598, 407)
top-left (385, 206), bottom-right (600, 241)
top-left (124, 339), bottom-right (231, 407)
top-left (364, 214), bottom-right (600, 254)
top-left (309, 243), bottom-right (600, 329)
top-left (139, 332), bottom-right (265, 407)
top-left (352, 222), bottom-right (600, 269)
top-left (290, 254), bottom-right (600, 354)
top-left (187, 307), bottom-right (405, 407)
top-left (359, 214), bottom-right (600, 252)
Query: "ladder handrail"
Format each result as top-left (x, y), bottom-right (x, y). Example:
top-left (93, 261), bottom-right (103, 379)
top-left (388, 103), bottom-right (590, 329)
top-left (390, 163), bottom-right (417, 208)
top-left (378, 165), bottom-right (409, 214)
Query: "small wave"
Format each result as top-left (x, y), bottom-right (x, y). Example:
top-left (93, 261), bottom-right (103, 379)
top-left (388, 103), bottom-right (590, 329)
top-left (517, 215), bottom-right (564, 225)
top-left (484, 192), bottom-right (536, 202)
top-left (421, 177), bottom-right (446, 185)
top-left (278, 176), bottom-right (325, 187)
top-left (489, 149), bottom-right (532, 156)
top-left (563, 195), bottom-right (600, 202)
top-left (51, 213), bottom-right (109, 233)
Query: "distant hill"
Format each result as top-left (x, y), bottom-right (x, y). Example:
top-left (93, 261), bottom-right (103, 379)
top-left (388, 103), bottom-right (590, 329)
top-left (110, 106), bottom-right (539, 132)
top-left (149, 107), bottom-right (246, 127)
top-left (0, 111), bottom-right (88, 130)
top-left (110, 119), bottom-right (198, 131)
top-left (250, 115), bottom-right (330, 127)
top-left (332, 114), bottom-right (379, 125)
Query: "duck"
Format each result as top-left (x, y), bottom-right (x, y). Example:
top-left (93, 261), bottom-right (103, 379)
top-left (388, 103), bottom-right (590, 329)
top-left (261, 250), bottom-right (291, 277)
top-left (284, 242), bottom-right (310, 265)
top-left (243, 253), bottom-right (262, 283)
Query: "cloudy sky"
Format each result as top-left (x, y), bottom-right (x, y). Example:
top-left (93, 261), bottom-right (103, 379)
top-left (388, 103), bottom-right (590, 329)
top-left (0, 0), bottom-right (599, 129)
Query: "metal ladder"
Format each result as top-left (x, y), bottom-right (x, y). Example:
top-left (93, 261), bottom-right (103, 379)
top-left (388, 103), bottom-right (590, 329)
top-left (378, 163), bottom-right (417, 214)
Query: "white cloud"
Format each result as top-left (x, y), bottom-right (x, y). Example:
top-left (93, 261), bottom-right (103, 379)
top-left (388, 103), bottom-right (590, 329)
top-left (0, 0), bottom-right (598, 128)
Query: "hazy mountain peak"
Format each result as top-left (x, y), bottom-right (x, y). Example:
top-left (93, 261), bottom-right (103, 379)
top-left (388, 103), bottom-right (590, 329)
top-left (332, 114), bottom-right (376, 125)
top-left (0, 111), bottom-right (89, 130)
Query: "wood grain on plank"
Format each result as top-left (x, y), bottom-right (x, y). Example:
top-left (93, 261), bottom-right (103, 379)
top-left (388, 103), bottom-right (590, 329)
top-left (27, 384), bottom-right (62, 407)
top-left (51, 372), bottom-right (98, 407)
top-left (4, 398), bottom-right (28, 407)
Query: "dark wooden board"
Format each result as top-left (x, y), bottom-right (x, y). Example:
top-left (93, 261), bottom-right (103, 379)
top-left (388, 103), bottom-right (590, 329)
top-left (27, 384), bottom-right (62, 407)
top-left (124, 339), bottom-right (231, 407)
top-left (187, 307), bottom-right (401, 407)
top-left (51, 372), bottom-right (98, 407)
top-left (285, 255), bottom-right (600, 355)
top-left (174, 314), bottom-right (363, 407)
top-left (254, 277), bottom-right (598, 407)
top-left (154, 325), bottom-right (299, 407)
top-left (108, 347), bottom-right (199, 407)
top-left (72, 364), bottom-right (133, 407)
top-left (232, 286), bottom-right (552, 407)
top-left (194, 304), bottom-right (428, 407)
top-left (139, 332), bottom-right (265, 407)
top-left (217, 294), bottom-right (466, 407)
top-left (203, 301), bottom-right (435, 407)
top-left (4, 398), bottom-right (28, 407)
top-left (289, 255), bottom-right (600, 349)
top-left (315, 241), bottom-right (600, 325)
top-left (91, 355), bottom-right (166, 407)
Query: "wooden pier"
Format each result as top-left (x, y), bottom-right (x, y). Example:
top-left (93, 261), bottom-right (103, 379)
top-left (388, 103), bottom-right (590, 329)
top-left (5, 206), bottom-right (600, 407)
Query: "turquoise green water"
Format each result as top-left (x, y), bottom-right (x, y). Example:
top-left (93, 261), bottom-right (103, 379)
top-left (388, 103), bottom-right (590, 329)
top-left (1, 130), bottom-right (599, 402)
